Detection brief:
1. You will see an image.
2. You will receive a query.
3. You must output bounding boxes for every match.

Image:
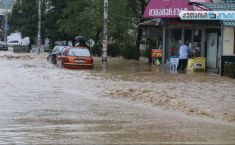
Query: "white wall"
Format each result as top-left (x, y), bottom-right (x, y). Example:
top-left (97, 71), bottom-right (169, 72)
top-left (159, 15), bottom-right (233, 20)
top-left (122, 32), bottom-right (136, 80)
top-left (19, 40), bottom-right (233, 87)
top-left (7, 32), bottom-right (21, 42)
top-left (223, 27), bottom-right (234, 55)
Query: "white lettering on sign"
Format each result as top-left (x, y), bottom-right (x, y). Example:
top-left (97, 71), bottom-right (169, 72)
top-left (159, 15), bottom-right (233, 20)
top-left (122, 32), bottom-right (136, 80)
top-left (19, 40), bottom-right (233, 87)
top-left (149, 8), bottom-right (188, 17)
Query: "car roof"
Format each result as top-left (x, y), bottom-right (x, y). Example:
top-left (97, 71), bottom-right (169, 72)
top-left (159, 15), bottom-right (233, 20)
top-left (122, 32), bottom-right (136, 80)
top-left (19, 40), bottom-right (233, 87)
top-left (8, 40), bottom-right (19, 43)
top-left (68, 46), bottom-right (89, 49)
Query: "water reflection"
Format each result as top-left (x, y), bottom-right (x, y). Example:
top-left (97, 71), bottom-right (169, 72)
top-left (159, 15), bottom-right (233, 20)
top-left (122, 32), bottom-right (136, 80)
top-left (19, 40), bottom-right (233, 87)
top-left (93, 58), bottom-right (232, 84)
top-left (0, 54), bottom-right (234, 144)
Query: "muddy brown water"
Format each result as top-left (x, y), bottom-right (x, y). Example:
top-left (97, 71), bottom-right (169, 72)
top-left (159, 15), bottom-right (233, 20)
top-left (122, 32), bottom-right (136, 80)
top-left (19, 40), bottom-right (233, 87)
top-left (0, 51), bottom-right (235, 144)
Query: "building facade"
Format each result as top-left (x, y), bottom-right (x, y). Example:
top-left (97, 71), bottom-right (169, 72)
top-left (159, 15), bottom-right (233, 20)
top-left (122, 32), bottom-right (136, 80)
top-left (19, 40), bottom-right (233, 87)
top-left (143, 0), bottom-right (235, 74)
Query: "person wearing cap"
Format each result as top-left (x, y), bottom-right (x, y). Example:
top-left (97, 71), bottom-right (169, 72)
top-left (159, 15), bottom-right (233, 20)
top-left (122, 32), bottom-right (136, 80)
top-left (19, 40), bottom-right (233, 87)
top-left (75, 36), bottom-right (90, 50)
top-left (177, 42), bottom-right (190, 73)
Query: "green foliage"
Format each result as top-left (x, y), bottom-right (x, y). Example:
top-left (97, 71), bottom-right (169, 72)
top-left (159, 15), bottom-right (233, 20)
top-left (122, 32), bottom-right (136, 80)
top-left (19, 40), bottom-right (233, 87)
top-left (9, 0), bottom-right (147, 59)
top-left (108, 43), bottom-right (120, 57)
top-left (120, 42), bottom-right (135, 59)
top-left (9, 0), bottom-right (38, 42)
top-left (91, 44), bottom-right (102, 57)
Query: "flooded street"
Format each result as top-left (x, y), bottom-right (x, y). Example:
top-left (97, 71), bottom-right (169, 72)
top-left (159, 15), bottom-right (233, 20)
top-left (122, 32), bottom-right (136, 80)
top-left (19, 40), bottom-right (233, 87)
top-left (0, 50), bottom-right (235, 144)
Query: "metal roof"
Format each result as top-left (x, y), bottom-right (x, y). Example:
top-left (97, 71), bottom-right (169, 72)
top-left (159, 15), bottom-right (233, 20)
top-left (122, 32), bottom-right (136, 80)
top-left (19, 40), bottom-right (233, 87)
top-left (223, 21), bottom-right (235, 27)
top-left (139, 19), bottom-right (161, 26)
top-left (191, 2), bottom-right (235, 27)
top-left (195, 2), bottom-right (235, 10)
top-left (224, 0), bottom-right (235, 2)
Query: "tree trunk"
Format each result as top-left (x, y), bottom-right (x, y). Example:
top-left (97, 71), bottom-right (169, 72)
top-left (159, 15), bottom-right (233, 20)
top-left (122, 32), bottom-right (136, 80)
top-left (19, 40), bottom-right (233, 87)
top-left (134, 1), bottom-right (145, 61)
top-left (134, 27), bottom-right (143, 61)
top-left (94, 29), bottom-right (101, 48)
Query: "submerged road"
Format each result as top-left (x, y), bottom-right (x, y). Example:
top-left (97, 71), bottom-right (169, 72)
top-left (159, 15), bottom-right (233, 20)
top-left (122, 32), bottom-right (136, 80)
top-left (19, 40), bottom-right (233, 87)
top-left (0, 51), bottom-right (234, 144)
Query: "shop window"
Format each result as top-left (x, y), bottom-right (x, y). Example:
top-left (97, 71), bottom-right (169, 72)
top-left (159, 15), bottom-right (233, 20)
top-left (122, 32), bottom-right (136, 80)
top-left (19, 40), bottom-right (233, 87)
top-left (166, 28), bottom-right (182, 60)
top-left (193, 29), bottom-right (202, 57)
top-left (184, 29), bottom-right (192, 44)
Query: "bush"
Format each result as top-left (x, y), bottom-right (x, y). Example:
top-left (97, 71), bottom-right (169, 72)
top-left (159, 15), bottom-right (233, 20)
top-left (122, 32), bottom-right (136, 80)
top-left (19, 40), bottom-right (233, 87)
top-left (120, 43), bottom-right (135, 59)
top-left (91, 44), bottom-right (102, 56)
top-left (108, 43), bottom-right (120, 57)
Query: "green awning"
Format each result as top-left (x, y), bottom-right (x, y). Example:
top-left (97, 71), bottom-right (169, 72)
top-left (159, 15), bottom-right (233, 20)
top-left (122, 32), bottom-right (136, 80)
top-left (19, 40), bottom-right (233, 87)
top-left (190, 2), bottom-right (235, 27)
top-left (224, 0), bottom-right (235, 3)
top-left (195, 2), bottom-right (235, 11)
top-left (223, 21), bottom-right (235, 27)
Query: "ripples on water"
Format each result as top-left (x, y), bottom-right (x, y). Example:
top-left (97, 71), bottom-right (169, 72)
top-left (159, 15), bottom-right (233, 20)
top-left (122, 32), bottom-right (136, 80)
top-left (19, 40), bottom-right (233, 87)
top-left (0, 53), bottom-right (234, 144)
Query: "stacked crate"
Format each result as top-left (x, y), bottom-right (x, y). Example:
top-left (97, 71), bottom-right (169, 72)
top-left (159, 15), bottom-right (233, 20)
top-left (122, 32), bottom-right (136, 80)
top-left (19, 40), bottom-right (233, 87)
top-left (224, 61), bottom-right (235, 78)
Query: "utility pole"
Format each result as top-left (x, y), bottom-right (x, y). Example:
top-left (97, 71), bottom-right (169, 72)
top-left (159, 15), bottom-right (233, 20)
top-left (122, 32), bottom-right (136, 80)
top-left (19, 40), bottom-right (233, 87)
top-left (3, 0), bottom-right (9, 45)
top-left (4, 6), bottom-right (8, 45)
top-left (102, 0), bottom-right (108, 63)
top-left (37, 0), bottom-right (42, 53)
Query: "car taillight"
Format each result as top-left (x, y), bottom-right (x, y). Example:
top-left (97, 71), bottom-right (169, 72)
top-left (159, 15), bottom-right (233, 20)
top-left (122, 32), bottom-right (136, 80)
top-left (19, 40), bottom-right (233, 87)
top-left (63, 58), bottom-right (69, 63)
top-left (91, 58), bottom-right (94, 64)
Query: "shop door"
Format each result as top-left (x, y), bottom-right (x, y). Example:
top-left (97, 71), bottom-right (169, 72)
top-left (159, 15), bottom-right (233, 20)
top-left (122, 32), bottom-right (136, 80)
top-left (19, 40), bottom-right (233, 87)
top-left (207, 33), bottom-right (218, 69)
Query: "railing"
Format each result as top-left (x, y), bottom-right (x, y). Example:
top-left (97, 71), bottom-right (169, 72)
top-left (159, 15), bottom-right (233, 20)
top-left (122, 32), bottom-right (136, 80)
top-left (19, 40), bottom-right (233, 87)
top-left (224, 61), bottom-right (235, 79)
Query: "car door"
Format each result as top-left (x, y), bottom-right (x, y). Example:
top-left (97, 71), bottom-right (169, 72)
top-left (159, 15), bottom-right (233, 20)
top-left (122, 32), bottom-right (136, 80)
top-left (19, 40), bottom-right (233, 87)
top-left (56, 48), bottom-right (69, 67)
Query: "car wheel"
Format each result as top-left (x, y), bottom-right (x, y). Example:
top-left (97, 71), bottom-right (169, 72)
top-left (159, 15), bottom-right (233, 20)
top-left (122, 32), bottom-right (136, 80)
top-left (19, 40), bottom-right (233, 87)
top-left (47, 56), bottom-right (50, 62)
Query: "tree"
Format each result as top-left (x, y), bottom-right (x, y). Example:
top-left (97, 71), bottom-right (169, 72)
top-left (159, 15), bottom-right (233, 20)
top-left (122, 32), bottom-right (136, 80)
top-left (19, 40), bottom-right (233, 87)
top-left (9, 0), bottom-right (148, 59)
top-left (9, 0), bottom-right (38, 43)
top-left (127, 0), bottom-right (148, 60)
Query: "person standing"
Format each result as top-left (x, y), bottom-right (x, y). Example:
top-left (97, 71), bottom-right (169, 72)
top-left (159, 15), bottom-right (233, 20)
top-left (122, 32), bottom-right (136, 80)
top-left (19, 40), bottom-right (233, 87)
top-left (177, 42), bottom-right (190, 73)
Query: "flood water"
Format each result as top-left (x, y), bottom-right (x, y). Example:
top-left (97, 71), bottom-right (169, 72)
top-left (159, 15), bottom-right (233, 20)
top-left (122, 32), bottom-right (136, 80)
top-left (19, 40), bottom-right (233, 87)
top-left (0, 50), bottom-right (235, 144)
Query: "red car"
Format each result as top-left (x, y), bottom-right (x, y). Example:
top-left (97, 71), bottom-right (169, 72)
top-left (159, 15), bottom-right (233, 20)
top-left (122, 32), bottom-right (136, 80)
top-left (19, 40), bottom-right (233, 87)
top-left (56, 47), bottom-right (94, 69)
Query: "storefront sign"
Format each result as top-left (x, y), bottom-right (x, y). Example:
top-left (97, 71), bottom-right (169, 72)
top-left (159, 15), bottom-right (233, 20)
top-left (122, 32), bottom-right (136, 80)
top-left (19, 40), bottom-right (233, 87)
top-left (180, 11), bottom-right (235, 21)
top-left (152, 49), bottom-right (163, 58)
top-left (143, 0), bottom-right (212, 18)
top-left (148, 8), bottom-right (189, 18)
top-left (144, 0), bottom-right (193, 18)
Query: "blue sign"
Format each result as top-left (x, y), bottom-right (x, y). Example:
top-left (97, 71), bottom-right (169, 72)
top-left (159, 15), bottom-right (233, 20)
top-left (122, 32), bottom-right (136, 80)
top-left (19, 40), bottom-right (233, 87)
top-left (179, 11), bottom-right (235, 21)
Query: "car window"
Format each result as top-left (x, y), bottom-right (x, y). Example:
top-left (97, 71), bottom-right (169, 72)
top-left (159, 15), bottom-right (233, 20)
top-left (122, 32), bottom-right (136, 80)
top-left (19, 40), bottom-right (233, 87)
top-left (9, 40), bottom-right (19, 43)
top-left (52, 46), bottom-right (65, 54)
top-left (68, 48), bottom-right (90, 57)
top-left (58, 47), bottom-right (65, 53)
top-left (52, 47), bottom-right (59, 53)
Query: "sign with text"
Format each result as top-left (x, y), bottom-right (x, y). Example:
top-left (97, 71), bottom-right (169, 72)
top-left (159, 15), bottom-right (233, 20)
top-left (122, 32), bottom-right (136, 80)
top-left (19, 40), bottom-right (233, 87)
top-left (180, 11), bottom-right (235, 20)
top-left (143, 0), bottom-right (212, 18)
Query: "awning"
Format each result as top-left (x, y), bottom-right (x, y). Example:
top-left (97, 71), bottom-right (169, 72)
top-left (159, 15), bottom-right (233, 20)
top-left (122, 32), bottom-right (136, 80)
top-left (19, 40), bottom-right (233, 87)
top-left (139, 19), bottom-right (162, 37)
top-left (143, 0), bottom-right (212, 18)
top-left (190, 2), bottom-right (235, 27)
top-left (191, 2), bottom-right (235, 11)
top-left (139, 19), bottom-right (161, 26)
top-left (223, 21), bottom-right (235, 27)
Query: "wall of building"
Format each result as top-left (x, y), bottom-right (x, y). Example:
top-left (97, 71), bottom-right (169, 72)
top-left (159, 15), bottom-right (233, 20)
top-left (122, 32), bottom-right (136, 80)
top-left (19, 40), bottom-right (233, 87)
top-left (223, 27), bottom-right (234, 55)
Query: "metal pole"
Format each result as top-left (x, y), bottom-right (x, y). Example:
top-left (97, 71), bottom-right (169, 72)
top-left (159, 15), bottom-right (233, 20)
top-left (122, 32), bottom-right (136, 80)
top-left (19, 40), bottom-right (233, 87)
top-left (102, 0), bottom-right (108, 63)
top-left (37, 0), bottom-right (42, 53)
top-left (4, 0), bottom-right (8, 45)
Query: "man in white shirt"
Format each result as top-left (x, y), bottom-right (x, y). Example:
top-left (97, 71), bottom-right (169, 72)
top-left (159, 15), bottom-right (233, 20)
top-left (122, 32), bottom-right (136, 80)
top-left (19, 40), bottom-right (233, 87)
top-left (177, 42), bottom-right (190, 72)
